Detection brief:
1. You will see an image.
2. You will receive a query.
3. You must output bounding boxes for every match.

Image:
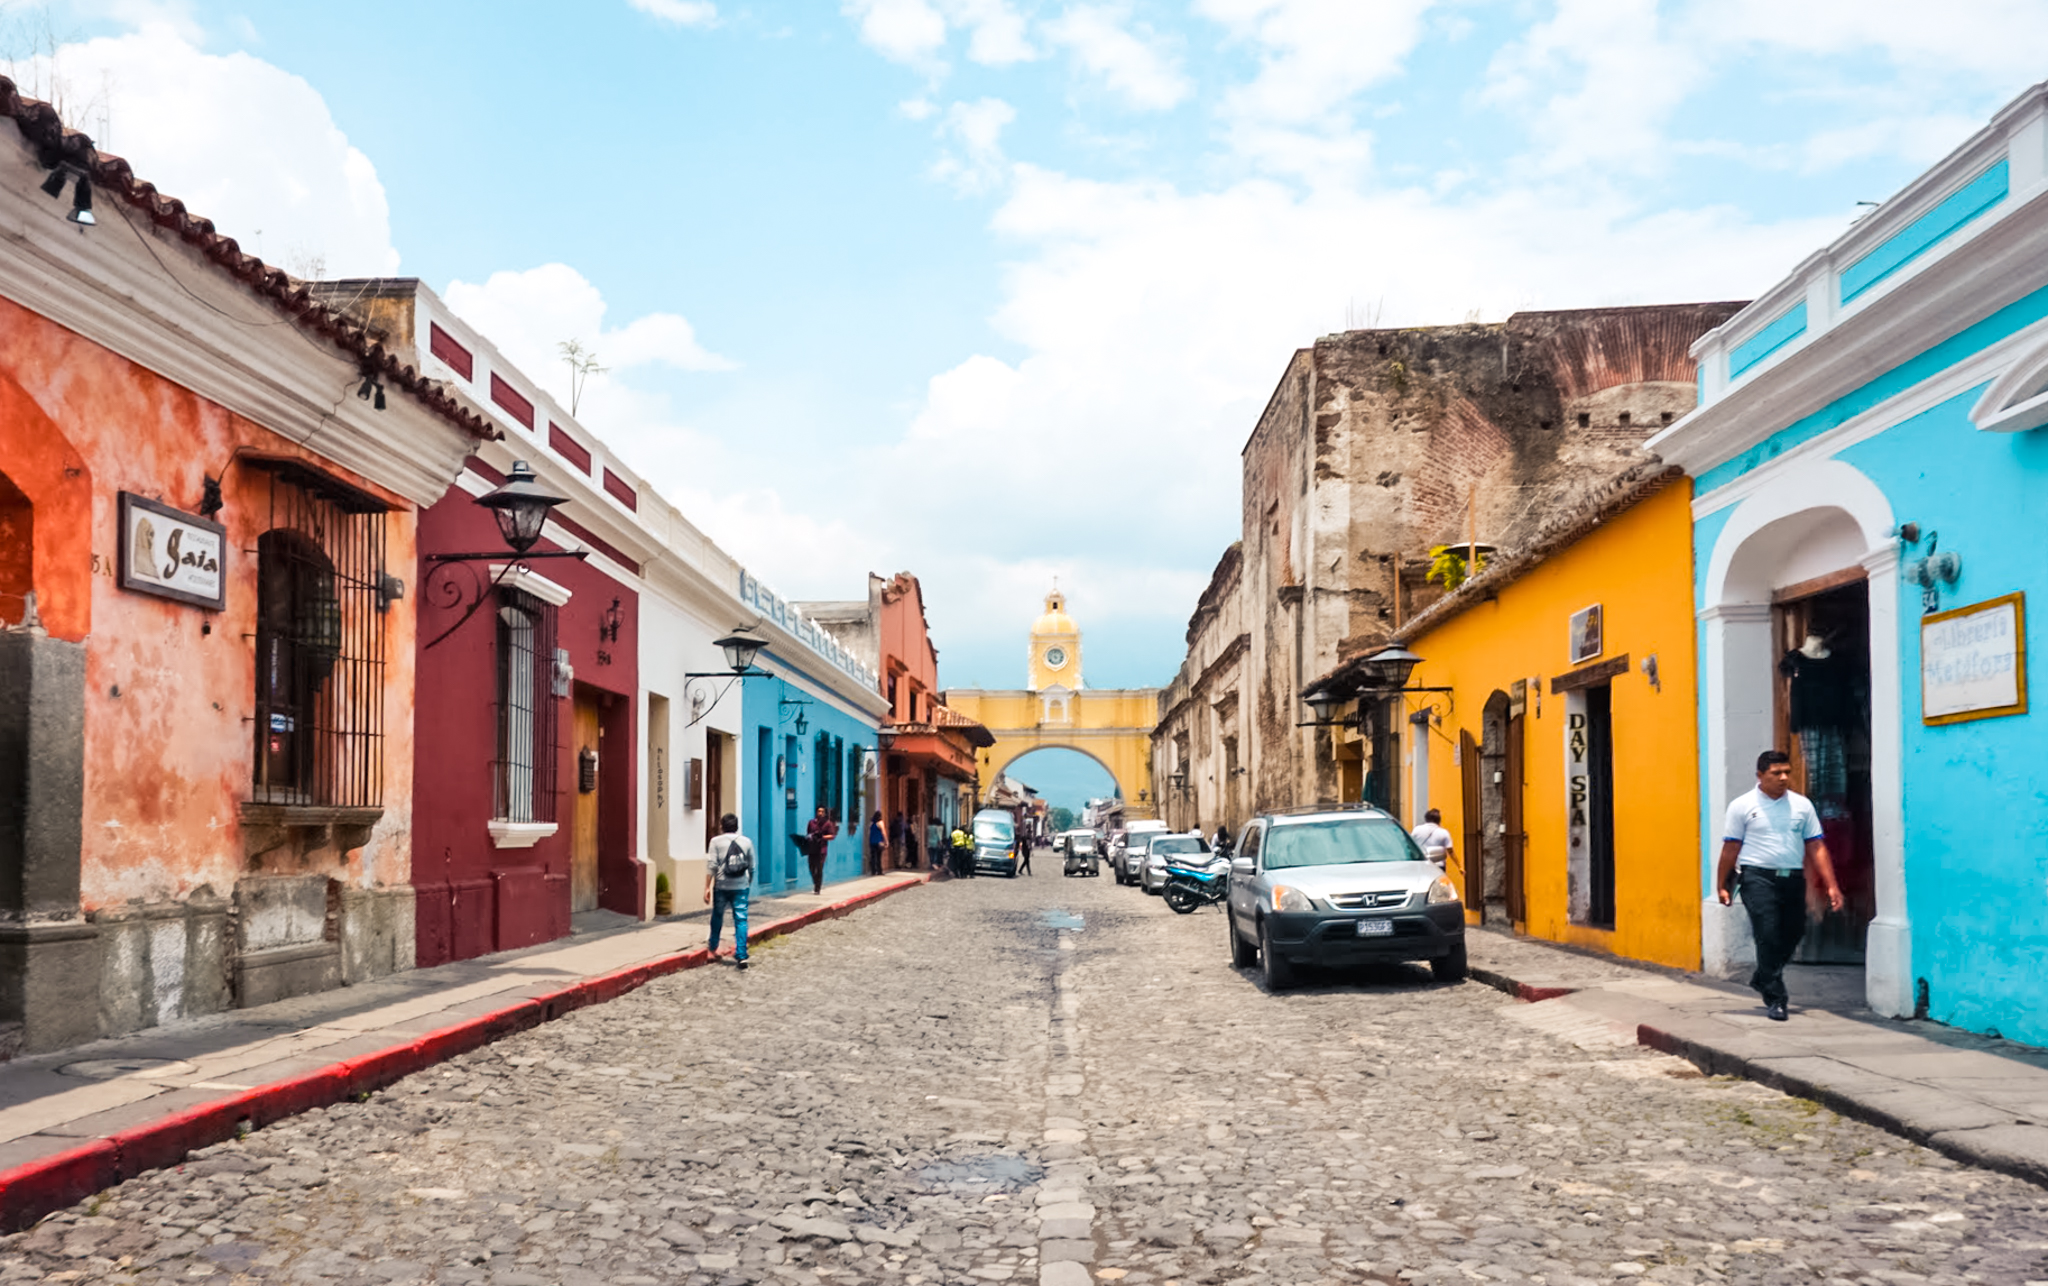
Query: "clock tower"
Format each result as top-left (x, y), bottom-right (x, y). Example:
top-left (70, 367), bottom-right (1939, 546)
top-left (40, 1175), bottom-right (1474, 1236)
top-left (1027, 589), bottom-right (1082, 692)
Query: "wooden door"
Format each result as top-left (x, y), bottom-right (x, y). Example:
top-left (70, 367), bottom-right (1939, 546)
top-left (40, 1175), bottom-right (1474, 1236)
top-left (1459, 730), bottom-right (1483, 908)
top-left (703, 731), bottom-right (725, 849)
top-left (1504, 712), bottom-right (1527, 923)
top-left (571, 694), bottom-right (600, 913)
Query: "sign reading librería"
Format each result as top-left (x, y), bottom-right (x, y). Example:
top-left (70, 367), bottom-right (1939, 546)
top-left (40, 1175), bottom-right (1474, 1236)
top-left (119, 492), bottom-right (226, 611)
top-left (1921, 592), bottom-right (2026, 725)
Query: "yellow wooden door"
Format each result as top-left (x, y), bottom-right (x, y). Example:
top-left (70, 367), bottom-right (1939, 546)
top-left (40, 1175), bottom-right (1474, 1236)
top-left (571, 695), bottom-right (600, 913)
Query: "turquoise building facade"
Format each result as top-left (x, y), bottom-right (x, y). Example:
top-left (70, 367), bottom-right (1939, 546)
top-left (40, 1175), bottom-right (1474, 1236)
top-left (1655, 83), bottom-right (2048, 1042)
top-left (735, 570), bottom-right (886, 896)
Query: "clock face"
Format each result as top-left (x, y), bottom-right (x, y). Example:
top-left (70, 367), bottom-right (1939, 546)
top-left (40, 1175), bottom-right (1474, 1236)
top-left (1044, 646), bottom-right (1068, 670)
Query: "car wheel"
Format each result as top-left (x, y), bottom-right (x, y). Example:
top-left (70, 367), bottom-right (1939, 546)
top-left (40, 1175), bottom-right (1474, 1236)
top-left (1432, 940), bottom-right (1468, 983)
top-left (1258, 919), bottom-right (1295, 990)
top-left (1228, 909), bottom-right (1257, 967)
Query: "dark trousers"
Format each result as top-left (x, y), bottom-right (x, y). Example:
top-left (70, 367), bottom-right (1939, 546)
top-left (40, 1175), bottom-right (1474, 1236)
top-left (1018, 845), bottom-right (1032, 875)
top-left (1739, 868), bottom-right (1808, 1007)
top-left (807, 848), bottom-right (827, 895)
top-left (866, 843), bottom-right (884, 876)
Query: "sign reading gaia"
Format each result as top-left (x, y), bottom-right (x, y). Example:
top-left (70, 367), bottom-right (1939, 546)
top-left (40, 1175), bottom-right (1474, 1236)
top-left (118, 492), bottom-right (225, 610)
top-left (1921, 591), bottom-right (2026, 725)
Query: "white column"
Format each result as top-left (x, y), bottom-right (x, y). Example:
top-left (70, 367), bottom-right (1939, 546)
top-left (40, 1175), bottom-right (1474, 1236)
top-left (1861, 545), bottom-right (1914, 1017)
top-left (1408, 710), bottom-right (1431, 827)
top-left (1698, 602), bottom-right (1773, 978)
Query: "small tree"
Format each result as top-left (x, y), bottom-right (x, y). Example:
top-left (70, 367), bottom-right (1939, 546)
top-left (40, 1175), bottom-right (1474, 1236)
top-left (1049, 806), bottom-right (1076, 833)
top-left (1427, 545), bottom-right (1488, 592)
top-left (558, 340), bottom-right (607, 417)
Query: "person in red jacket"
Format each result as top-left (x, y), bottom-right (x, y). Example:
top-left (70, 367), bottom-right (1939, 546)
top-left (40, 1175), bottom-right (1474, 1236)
top-left (804, 805), bottom-right (838, 895)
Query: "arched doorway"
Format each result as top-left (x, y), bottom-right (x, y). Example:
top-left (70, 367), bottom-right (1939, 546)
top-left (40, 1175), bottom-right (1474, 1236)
top-left (1699, 461), bottom-right (1910, 1016)
top-left (1459, 691), bottom-right (1523, 926)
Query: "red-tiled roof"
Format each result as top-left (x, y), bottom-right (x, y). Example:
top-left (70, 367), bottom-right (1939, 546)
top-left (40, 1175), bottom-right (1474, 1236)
top-left (0, 77), bottom-right (495, 444)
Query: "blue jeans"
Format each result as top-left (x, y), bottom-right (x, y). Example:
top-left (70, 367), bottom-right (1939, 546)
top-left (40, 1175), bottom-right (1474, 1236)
top-left (708, 886), bottom-right (750, 961)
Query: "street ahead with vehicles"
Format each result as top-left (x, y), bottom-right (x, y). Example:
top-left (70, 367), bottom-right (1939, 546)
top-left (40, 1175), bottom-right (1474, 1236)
top-left (1101, 807), bottom-right (1466, 992)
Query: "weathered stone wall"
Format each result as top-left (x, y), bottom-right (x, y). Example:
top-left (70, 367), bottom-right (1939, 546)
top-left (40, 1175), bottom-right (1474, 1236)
top-left (1152, 544), bottom-right (1249, 833)
top-left (1213, 304), bottom-right (1745, 817)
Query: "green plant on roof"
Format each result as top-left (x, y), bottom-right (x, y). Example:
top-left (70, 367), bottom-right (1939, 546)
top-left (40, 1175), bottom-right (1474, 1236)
top-left (1427, 545), bottom-right (1487, 591)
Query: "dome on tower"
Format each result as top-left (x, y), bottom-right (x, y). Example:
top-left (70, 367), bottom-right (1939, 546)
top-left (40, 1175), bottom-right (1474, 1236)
top-left (1033, 591), bottom-right (1077, 635)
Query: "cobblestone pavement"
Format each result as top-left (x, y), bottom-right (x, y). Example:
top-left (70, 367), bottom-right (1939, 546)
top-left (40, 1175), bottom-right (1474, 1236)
top-left (7, 871), bottom-right (2048, 1286)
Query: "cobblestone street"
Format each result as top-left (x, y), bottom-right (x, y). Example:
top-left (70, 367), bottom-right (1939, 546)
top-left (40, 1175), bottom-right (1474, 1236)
top-left (6, 872), bottom-right (2048, 1286)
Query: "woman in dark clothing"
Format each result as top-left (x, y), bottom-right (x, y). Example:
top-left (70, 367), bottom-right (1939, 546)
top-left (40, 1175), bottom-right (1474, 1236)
top-left (866, 811), bottom-right (887, 877)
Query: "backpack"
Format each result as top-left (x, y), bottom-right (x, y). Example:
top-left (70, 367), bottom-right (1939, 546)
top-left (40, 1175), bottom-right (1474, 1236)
top-left (711, 835), bottom-right (753, 881)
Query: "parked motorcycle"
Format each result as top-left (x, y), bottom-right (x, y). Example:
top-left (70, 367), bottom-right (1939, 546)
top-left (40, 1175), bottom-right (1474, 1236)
top-left (1161, 853), bottom-right (1231, 914)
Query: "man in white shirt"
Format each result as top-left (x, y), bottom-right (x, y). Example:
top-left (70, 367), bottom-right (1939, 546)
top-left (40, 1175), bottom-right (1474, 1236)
top-left (1410, 809), bottom-right (1453, 868)
top-left (1714, 750), bottom-right (1843, 1021)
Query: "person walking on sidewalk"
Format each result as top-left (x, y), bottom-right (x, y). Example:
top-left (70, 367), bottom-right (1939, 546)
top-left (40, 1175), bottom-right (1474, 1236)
top-left (805, 805), bottom-right (838, 895)
top-left (1410, 809), bottom-right (1453, 868)
top-left (702, 813), bottom-right (756, 970)
top-left (927, 815), bottom-right (944, 872)
top-left (1015, 828), bottom-right (1033, 876)
top-left (1716, 750), bottom-right (1843, 1021)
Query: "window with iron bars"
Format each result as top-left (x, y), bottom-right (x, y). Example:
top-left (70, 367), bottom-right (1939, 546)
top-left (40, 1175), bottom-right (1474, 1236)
top-left (249, 459), bottom-right (388, 808)
top-left (494, 588), bottom-right (560, 824)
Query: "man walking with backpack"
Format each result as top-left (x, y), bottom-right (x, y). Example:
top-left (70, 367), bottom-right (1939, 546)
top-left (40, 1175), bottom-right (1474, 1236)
top-left (703, 813), bottom-right (756, 970)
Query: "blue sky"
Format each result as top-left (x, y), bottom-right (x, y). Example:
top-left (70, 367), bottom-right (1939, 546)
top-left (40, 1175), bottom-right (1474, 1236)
top-left (18, 0), bottom-right (2048, 691)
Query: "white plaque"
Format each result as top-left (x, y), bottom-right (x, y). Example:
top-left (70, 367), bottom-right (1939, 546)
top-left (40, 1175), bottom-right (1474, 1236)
top-left (1921, 592), bottom-right (2025, 725)
top-left (118, 492), bottom-right (226, 611)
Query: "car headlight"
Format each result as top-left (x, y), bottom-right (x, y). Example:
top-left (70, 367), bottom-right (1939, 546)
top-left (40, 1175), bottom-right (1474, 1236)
top-left (1426, 877), bottom-right (1460, 905)
top-left (1272, 885), bottom-right (1315, 913)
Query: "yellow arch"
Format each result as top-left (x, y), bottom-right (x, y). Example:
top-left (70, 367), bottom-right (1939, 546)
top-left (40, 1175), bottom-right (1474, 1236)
top-left (945, 687), bottom-right (1160, 819)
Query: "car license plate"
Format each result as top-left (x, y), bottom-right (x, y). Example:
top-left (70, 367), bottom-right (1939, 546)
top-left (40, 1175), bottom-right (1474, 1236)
top-left (1356, 919), bottom-right (1393, 937)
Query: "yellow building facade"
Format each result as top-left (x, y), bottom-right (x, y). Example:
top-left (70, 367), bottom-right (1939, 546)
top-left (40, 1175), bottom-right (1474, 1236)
top-left (946, 591), bottom-right (1162, 818)
top-left (1393, 473), bottom-right (1701, 970)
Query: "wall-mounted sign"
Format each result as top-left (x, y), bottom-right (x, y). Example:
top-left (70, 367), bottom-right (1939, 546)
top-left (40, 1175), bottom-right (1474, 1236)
top-left (1567, 603), bottom-right (1604, 665)
top-left (118, 492), bottom-right (225, 610)
top-left (1922, 592), bottom-right (2026, 725)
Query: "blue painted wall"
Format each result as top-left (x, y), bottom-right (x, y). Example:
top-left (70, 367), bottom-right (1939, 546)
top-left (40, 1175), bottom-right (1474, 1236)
top-left (1833, 390), bottom-right (2048, 1043)
top-left (739, 656), bottom-right (878, 895)
top-left (1692, 369), bottom-right (2048, 1044)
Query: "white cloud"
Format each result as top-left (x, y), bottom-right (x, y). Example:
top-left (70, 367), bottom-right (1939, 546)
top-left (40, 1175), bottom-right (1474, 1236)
top-left (1199, 0), bottom-right (1434, 124)
top-left (1043, 6), bottom-right (1191, 112)
top-left (1705, 0), bottom-right (2048, 80)
top-left (11, 26), bottom-right (398, 275)
top-left (1484, 0), bottom-right (1703, 177)
top-left (930, 96), bottom-right (1017, 193)
top-left (844, 0), bottom-right (949, 66)
top-left (945, 0), bottom-right (1036, 65)
top-left (444, 264), bottom-right (735, 392)
top-left (898, 96), bottom-right (937, 120)
top-left (628, 0), bottom-right (719, 26)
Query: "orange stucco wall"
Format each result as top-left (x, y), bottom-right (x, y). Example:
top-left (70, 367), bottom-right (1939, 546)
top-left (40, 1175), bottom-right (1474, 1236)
top-left (1406, 482), bottom-right (1701, 970)
top-left (0, 295), bottom-right (419, 911)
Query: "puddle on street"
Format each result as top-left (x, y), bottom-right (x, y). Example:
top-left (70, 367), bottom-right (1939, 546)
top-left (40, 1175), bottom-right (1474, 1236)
top-left (1038, 910), bottom-right (1084, 931)
top-left (916, 1153), bottom-right (1042, 1193)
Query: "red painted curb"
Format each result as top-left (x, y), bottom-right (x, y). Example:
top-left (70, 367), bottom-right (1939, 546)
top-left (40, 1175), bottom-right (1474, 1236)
top-left (0, 873), bottom-right (927, 1231)
top-left (1517, 984), bottom-right (1579, 1002)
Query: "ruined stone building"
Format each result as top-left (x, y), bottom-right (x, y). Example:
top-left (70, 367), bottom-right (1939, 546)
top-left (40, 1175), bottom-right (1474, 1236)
top-left (1153, 304), bottom-right (1744, 829)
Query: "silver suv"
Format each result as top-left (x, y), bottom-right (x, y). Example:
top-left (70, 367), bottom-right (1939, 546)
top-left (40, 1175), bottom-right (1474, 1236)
top-left (1224, 806), bottom-right (1466, 989)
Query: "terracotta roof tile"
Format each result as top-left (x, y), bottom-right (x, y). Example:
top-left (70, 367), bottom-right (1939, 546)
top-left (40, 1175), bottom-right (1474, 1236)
top-left (0, 77), bottom-right (495, 444)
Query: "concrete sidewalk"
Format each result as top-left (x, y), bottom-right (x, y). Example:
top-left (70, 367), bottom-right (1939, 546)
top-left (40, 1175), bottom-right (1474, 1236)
top-left (1466, 927), bottom-right (2048, 1188)
top-left (0, 872), bottom-right (928, 1228)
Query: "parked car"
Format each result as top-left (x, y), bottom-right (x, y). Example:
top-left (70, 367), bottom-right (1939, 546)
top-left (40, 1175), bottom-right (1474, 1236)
top-left (1224, 805), bottom-right (1466, 990)
top-left (1141, 834), bottom-right (1212, 894)
top-left (1114, 832), bottom-right (1159, 885)
top-left (970, 809), bottom-right (1020, 877)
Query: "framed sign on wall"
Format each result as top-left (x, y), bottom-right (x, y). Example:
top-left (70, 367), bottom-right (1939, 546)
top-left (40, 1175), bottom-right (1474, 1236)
top-left (1922, 591), bottom-right (2026, 725)
top-left (1567, 603), bottom-right (1604, 665)
top-left (118, 492), bottom-right (226, 610)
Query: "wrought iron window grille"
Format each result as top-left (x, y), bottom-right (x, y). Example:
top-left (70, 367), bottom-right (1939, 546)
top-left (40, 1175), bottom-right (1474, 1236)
top-left (247, 460), bottom-right (389, 810)
top-left (493, 588), bottom-right (561, 824)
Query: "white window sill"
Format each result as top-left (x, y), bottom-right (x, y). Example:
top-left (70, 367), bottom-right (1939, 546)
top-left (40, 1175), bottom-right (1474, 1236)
top-left (488, 820), bottom-right (559, 849)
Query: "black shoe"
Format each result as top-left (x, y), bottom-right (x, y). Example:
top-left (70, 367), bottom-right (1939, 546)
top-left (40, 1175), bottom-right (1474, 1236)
top-left (736, 958), bottom-right (750, 971)
top-left (1765, 1001), bottom-right (1788, 1021)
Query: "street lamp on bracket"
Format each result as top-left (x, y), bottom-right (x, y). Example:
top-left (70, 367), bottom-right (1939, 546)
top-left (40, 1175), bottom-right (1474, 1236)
top-left (421, 461), bottom-right (591, 651)
top-left (683, 625), bottom-right (774, 729)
